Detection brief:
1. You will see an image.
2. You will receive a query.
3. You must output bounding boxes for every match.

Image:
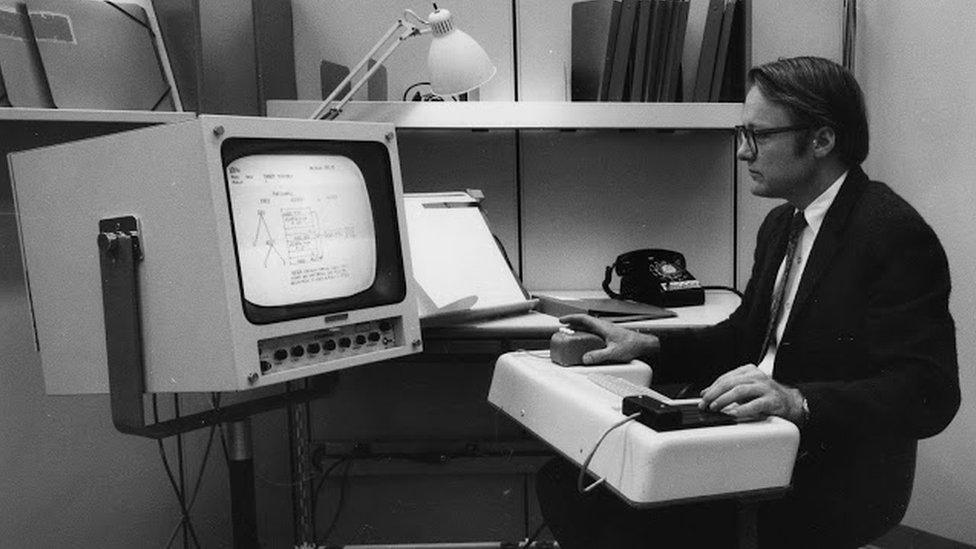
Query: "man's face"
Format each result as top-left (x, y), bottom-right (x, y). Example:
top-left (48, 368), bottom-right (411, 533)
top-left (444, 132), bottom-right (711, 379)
top-left (738, 86), bottom-right (815, 202)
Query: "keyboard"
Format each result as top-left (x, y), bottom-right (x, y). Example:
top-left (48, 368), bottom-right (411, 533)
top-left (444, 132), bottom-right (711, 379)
top-left (587, 373), bottom-right (737, 431)
top-left (585, 372), bottom-right (663, 399)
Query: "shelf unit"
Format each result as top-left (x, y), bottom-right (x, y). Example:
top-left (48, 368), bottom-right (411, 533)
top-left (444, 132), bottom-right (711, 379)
top-left (268, 100), bottom-right (742, 293)
top-left (267, 100), bottom-right (742, 129)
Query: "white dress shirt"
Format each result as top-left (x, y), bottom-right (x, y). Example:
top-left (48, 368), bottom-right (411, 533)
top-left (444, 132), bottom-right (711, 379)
top-left (757, 171), bottom-right (848, 376)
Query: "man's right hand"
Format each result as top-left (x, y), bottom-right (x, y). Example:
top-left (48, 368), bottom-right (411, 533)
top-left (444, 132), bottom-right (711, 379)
top-left (558, 314), bottom-right (661, 365)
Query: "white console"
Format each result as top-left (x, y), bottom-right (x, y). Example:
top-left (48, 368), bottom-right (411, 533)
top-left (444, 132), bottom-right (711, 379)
top-left (488, 351), bottom-right (800, 506)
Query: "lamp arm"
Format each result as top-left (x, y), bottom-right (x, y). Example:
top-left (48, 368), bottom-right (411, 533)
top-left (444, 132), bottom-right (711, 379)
top-left (310, 18), bottom-right (425, 120)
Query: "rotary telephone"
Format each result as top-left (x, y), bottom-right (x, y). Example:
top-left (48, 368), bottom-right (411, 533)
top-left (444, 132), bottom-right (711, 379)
top-left (603, 249), bottom-right (705, 307)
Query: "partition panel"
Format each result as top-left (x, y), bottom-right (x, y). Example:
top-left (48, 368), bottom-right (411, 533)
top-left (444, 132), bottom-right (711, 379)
top-left (520, 129), bottom-right (735, 290)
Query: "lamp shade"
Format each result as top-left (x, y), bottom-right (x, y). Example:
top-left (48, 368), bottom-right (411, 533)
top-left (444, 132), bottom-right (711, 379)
top-left (426, 8), bottom-right (496, 96)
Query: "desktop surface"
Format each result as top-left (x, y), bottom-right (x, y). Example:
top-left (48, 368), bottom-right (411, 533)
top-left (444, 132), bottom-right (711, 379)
top-left (422, 288), bottom-right (740, 342)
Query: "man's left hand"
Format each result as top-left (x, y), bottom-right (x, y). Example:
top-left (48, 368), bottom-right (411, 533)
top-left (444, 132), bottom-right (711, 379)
top-left (699, 364), bottom-right (806, 425)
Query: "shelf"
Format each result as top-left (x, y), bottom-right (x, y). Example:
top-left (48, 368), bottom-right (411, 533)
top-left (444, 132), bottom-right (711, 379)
top-left (266, 100), bottom-right (742, 130)
top-left (0, 108), bottom-right (195, 124)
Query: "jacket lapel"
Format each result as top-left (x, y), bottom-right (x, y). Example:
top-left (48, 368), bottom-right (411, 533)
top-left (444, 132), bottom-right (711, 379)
top-left (783, 166), bottom-right (868, 336)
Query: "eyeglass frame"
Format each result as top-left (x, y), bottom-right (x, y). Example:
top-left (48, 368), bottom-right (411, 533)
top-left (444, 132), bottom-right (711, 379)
top-left (734, 124), bottom-right (815, 157)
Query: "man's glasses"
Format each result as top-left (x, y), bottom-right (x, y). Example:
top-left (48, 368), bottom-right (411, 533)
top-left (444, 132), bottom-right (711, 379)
top-left (734, 125), bottom-right (813, 157)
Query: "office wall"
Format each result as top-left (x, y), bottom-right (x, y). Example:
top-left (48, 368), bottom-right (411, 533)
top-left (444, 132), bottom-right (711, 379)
top-left (856, 3), bottom-right (976, 544)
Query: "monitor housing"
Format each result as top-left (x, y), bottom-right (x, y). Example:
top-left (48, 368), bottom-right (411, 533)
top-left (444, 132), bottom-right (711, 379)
top-left (11, 115), bottom-right (422, 394)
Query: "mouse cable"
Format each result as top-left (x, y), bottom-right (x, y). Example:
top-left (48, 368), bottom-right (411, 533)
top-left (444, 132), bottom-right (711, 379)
top-left (577, 412), bottom-right (641, 494)
top-left (521, 521), bottom-right (549, 548)
top-left (514, 348), bottom-right (550, 359)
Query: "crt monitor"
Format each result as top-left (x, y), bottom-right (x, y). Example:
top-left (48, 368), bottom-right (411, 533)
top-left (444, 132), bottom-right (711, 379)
top-left (11, 115), bottom-right (422, 395)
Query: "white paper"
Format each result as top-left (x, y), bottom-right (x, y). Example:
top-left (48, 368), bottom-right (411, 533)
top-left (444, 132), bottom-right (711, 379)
top-left (404, 192), bottom-right (527, 318)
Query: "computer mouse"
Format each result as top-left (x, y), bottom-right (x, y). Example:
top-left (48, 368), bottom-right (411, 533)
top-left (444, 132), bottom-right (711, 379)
top-left (549, 328), bottom-right (606, 366)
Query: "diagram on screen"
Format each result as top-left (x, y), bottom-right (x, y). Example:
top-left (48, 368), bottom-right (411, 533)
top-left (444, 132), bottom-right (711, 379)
top-left (254, 210), bottom-right (287, 267)
top-left (228, 153), bottom-right (377, 307)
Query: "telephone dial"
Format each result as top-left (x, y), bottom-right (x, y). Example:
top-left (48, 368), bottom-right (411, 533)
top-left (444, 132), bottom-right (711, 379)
top-left (603, 249), bottom-right (705, 307)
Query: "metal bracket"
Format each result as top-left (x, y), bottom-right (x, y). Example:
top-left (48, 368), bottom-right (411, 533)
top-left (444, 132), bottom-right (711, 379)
top-left (96, 215), bottom-right (333, 439)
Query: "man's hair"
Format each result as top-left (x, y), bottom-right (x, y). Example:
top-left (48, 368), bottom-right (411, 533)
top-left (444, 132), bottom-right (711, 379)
top-left (748, 56), bottom-right (869, 166)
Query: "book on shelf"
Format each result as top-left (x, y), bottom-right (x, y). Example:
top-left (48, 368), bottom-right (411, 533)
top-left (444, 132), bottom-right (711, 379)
top-left (629, 0), bottom-right (652, 102)
top-left (597, 0), bottom-right (623, 101)
top-left (717, 0), bottom-right (746, 102)
top-left (660, 0), bottom-right (690, 102)
top-left (571, 0), bottom-right (613, 101)
top-left (693, 0), bottom-right (726, 102)
top-left (710, 0), bottom-right (738, 101)
top-left (606, 0), bottom-right (638, 102)
top-left (571, 0), bottom-right (740, 103)
top-left (641, 0), bottom-right (669, 102)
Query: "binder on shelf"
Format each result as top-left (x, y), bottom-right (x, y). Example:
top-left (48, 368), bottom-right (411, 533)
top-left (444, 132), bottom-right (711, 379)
top-left (710, 0), bottom-right (738, 101)
top-left (629, 0), bottom-right (652, 102)
top-left (0, 2), bottom-right (54, 107)
top-left (25, 0), bottom-right (176, 110)
top-left (404, 191), bottom-right (536, 326)
top-left (642, 0), bottom-right (670, 102)
top-left (692, 0), bottom-right (726, 102)
top-left (597, 0), bottom-right (623, 101)
top-left (570, 0), bottom-right (612, 101)
top-left (717, 0), bottom-right (746, 102)
top-left (658, 0), bottom-right (689, 102)
top-left (606, 0), bottom-right (638, 102)
top-left (0, 70), bottom-right (8, 106)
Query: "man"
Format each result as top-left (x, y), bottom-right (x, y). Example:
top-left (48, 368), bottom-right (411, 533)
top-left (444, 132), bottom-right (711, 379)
top-left (536, 57), bottom-right (960, 548)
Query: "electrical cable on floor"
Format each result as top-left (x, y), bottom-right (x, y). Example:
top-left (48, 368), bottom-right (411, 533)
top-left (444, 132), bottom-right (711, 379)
top-left (164, 410), bottom-right (221, 549)
top-left (311, 457), bottom-right (352, 526)
top-left (175, 394), bottom-right (188, 549)
top-left (152, 394), bottom-right (203, 549)
top-left (320, 458), bottom-right (355, 544)
top-left (577, 412), bottom-right (640, 494)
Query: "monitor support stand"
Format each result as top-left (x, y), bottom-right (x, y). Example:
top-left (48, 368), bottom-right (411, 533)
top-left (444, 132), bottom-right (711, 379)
top-left (97, 215), bottom-right (329, 547)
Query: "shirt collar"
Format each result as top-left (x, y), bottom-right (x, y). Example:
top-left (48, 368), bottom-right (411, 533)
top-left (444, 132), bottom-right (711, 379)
top-left (798, 170), bottom-right (848, 235)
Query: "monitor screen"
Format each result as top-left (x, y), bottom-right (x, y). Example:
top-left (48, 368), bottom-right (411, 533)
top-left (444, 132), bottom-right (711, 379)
top-left (223, 139), bottom-right (407, 325)
top-left (226, 153), bottom-right (377, 306)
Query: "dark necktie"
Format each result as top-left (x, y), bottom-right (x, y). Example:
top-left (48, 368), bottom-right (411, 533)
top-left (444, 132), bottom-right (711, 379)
top-left (759, 210), bottom-right (807, 358)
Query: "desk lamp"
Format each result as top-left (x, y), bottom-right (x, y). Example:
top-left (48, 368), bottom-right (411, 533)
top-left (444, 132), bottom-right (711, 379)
top-left (309, 4), bottom-right (496, 121)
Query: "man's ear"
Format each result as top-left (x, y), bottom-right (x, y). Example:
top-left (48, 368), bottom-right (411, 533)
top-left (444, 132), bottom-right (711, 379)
top-left (811, 126), bottom-right (836, 158)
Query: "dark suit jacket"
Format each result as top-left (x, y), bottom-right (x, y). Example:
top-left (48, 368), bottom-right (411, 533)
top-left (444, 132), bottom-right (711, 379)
top-left (656, 166), bottom-right (960, 548)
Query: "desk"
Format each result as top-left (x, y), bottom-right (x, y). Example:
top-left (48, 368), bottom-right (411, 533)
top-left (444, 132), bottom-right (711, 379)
top-left (281, 290), bottom-right (741, 544)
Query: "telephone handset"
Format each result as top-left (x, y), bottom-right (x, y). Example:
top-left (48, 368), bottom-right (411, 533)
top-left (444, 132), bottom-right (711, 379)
top-left (603, 249), bottom-right (705, 307)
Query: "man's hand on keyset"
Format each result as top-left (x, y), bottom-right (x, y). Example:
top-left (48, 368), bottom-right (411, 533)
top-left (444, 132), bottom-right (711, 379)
top-left (699, 364), bottom-right (806, 424)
